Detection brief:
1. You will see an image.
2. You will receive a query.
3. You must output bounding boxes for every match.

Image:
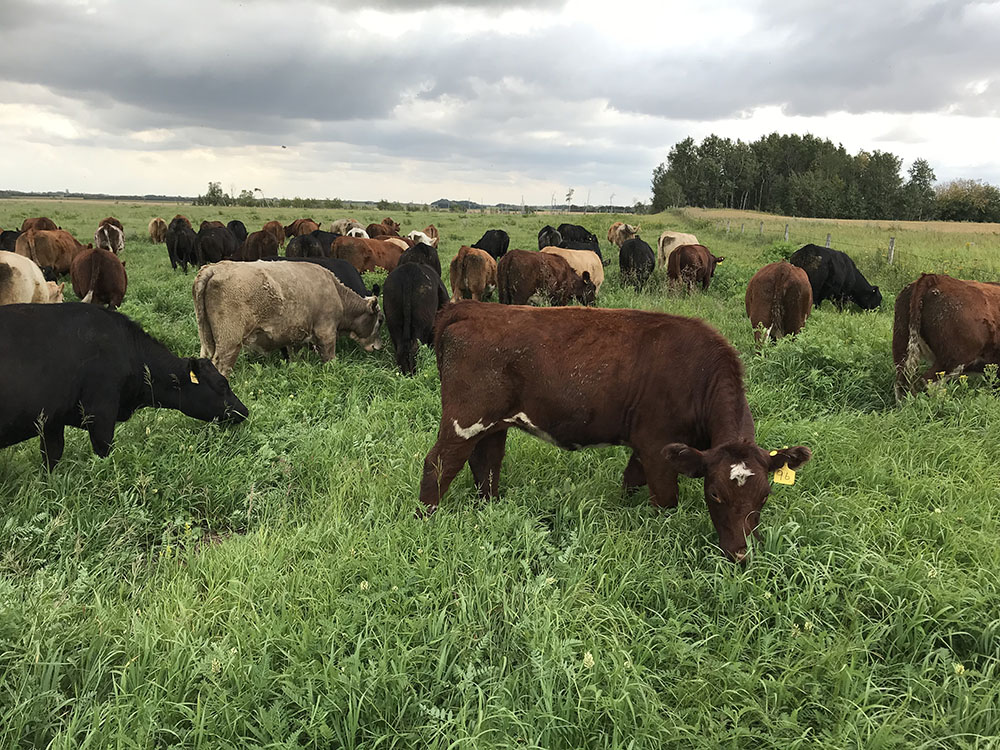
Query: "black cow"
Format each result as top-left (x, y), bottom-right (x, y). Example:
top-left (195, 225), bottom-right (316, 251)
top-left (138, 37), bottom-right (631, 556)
top-left (382, 263), bottom-right (449, 376)
top-left (0, 229), bottom-right (22, 253)
top-left (196, 226), bottom-right (238, 265)
top-left (789, 244), bottom-right (882, 310)
top-left (472, 229), bottom-right (510, 260)
top-left (537, 225), bottom-right (562, 250)
top-left (560, 238), bottom-right (603, 263)
top-left (619, 237), bottom-right (655, 290)
top-left (166, 217), bottom-right (198, 272)
top-left (286, 234), bottom-right (325, 258)
top-left (307, 230), bottom-right (341, 257)
top-left (226, 220), bottom-right (248, 244)
top-left (397, 242), bottom-right (442, 277)
top-left (0, 303), bottom-right (247, 469)
top-left (260, 256), bottom-right (373, 298)
top-left (557, 223), bottom-right (599, 245)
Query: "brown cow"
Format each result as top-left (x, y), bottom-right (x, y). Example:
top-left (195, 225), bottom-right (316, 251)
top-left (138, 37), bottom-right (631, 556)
top-left (497, 249), bottom-right (595, 307)
top-left (449, 246), bottom-right (497, 302)
top-left (99, 216), bottom-right (124, 234)
top-left (418, 303), bottom-right (812, 562)
top-left (284, 218), bottom-right (320, 237)
top-left (382, 217), bottom-right (401, 234)
top-left (70, 246), bottom-right (127, 308)
top-left (744, 262), bottom-right (812, 342)
top-left (15, 229), bottom-right (90, 276)
top-left (893, 273), bottom-right (1000, 398)
top-left (667, 244), bottom-right (724, 292)
top-left (95, 223), bottom-right (125, 255)
top-left (607, 221), bottom-right (640, 247)
top-left (366, 222), bottom-right (398, 238)
top-left (172, 214), bottom-right (192, 230)
top-left (540, 246), bottom-right (605, 295)
top-left (236, 231), bottom-right (279, 261)
top-left (330, 236), bottom-right (377, 273)
top-left (422, 224), bottom-right (439, 248)
top-left (262, 220), bottom-right (284, 248)
top-left (199, 220), bottom-right (225, 232)
top-left (148, 217), bottom-right (167, 243)
top-left (21, 217), bottom-right (58, 232)
top-left (333, 236), bottom-right (402, 271)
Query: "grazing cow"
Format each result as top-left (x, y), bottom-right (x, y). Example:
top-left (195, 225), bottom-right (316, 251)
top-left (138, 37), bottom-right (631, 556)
top-left (667, 244), bottom-right (724, 292)
top-left (0, 303), bottom-right (247, 469)
top-left (284, 218), bottom-right (320, 237)
top-left (497, 249), bottom-right (595, 307)
top-left (559, 238), bottom-right (603, 263)
top-left (657, 230), bottom-right (700, 268)
top-left (618, 237), bottom-right (655, 290)
top-left (0, 251), bottom-right (64, 305)
top-left (236, 230), bottom-right (278, 262)
top-left (892, 273), bottom-right (1000, 397)
top-left (744, 262), bottom-right (812, 342)
top-left (166, 217), bottom-right (198, 272)
top-left (540, 246), bottom-right (605, 295)
top-left (197, 226), bottom-right (239, 265)
top-left (366, 222), bottom-right (398, 238)
top-left (397, 242), bottom-right (442, 277)
top-left (330, 218), bottom-right (363, 235)
top-left (334, 236), bottom-right (401, 271)
top-left (450, 246), bottom-right (497, 302)
top-left (95, 223), bottom-right (125, 255)
top-left (789, 244), bottom-right (882, 310)
top-left (21, 217), bottom-right (58, 232)
top-left (148, 218), bottom-right (167, 244)
top-left (226, 220), bottom-right (248, 244)
top-left (422, 224), bottom-right (439, 247)
top-left (537, 225), bottom-right (562, 250)
top-left (382, 217), bottom-right (401, 234)
top-left (1, 230), bottom-right (23, 253)
top-left (557, 223), bottom-right (599, 245)
top-left (285, 233), bottom-right (325, 259)
top-left (199, 220), bottom-right (225, 232)
top-left (70, 246), bottom-right (128, 309)
top-left (260, 256), bottom-right (374, 297)
top-left (15, 229), bottom-right (89, 277)
top-left (472, 229), bottom-right (510, 261)
top-left (383, 263), bottom-right (450, 375)
top-left (193, 261), bottom-right (383, 377)
top-left (330, 236), bottom-right (377, 273)
top-left (406, 230), bottom-right (436, 247)
top-left (608, 222), bottom-right (640, 248)
top-left (262, 220), bottom-right (285, 248)
top-left (306, 230), bottom-right (341, 256)
top-left (99, 216), bottom-right (124, 234)
top-left (417, 303), bottom-right (812, 561)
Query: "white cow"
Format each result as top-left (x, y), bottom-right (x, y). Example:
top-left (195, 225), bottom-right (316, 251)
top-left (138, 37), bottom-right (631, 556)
top-left (657, 230), bottom-right (700, 268)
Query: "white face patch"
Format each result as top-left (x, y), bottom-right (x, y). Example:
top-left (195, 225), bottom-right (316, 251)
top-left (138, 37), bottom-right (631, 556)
top-left (729, 462), bottom-right (755, 487)
top-left (453, 419), bottom-right (493, 440)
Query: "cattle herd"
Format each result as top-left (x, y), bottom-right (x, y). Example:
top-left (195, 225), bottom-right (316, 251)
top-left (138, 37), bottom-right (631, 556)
top-left (1, 211), bottom-right (998, 562)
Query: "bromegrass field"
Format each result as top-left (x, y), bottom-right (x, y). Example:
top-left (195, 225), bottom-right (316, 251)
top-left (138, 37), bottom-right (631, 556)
top-left (1, 200), bottom-right (999, 748)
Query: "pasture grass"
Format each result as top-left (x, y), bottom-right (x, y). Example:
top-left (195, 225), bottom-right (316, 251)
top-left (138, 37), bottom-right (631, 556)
top-left (1, 200), bottom-right (999, 747)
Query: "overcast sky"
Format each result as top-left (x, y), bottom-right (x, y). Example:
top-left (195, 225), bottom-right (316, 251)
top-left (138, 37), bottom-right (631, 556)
top-left (0, 0), bottom-right (998, 205)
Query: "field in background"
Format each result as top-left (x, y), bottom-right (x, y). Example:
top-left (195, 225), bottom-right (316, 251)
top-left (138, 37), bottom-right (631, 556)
top-left (1, 200), bottom-right (999, 748)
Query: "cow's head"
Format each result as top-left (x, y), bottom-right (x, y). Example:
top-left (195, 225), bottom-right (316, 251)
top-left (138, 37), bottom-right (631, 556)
top-left (855, 284), bottom-right (882, 310)
top-left (574, 271), bottom-right (597, 306)
top-left (173, 358), bottom-right (249, 424)
top-left (663, 441), bottom-right (811, 563)
top-left (348, 293), bottom-right (384, 352)
top-left (45, 281), bottom-right (64, 303)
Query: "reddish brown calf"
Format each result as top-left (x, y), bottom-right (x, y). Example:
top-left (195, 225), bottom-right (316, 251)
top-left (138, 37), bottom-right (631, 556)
top-left (71, 246), bottom-right (128, 308)
top-left (745, 262), bottom-right (813, 341)
top-left (667, 244), bottom-right (723, 291)
top-left (419, 303), bottom-right (810, 562)
top-left (497, 249), bottom-right (595, 306)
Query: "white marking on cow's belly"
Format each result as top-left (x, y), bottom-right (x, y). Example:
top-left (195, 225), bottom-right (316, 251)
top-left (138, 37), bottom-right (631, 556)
top-left (505, 412), bottom-right (559, 445)
top-left (730, 462), bottom-right (754, 486)
top-left (453, 419), bottom-right (494, 439)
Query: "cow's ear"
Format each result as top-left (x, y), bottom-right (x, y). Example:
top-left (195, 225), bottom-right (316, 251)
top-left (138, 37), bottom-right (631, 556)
top-left (715, 256), bottom-right (725, 264)
top-left (767, 446), bottom-right (811, 471)
top-left (188, 357), bottom-right (201, 385)
top-left (371, 284), bottom-right (380, 297)
top-left (663, 443), bottom-right (706, 477)
top-left (57, 282), bottom-right (65, 292)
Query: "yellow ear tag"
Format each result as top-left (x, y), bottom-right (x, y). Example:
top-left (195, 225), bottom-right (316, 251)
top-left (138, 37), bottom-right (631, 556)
top-left (770, 450), bottom-right (796, 485)
top-left (189, 370), bottom-right (199, 384)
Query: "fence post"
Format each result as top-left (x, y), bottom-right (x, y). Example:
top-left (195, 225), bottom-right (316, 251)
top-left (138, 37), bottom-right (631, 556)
top-left (741, 222), bottom-right (745, 234)
top-left (759, 221), bottom-right (763, 236)
top-left (888, 237), bottom-right (895, 264)
top-left (726, 219), bottom-right (730, 233)
top-left (825, 233), bottom-right (831, 248)
top-left (784, 224), bottom-right (789, 241)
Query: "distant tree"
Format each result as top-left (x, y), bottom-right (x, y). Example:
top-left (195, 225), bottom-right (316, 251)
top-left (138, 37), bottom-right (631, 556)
top-left (935, 179), bottom-right (1000, 222)
top-left (901, 158), bottom-right (937, 220)
top-left (195, 181), bottom-right (228, 206)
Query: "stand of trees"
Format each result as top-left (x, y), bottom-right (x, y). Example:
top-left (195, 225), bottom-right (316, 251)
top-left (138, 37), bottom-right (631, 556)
top-left (651, 134), bottom-right (1000, 223)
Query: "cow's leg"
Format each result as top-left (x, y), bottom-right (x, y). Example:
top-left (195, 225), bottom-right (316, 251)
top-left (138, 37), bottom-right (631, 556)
top-left (418, 433), bottom-right (480, 514)
top-left (623, 451), bottom-right (647, 494)
top-left (86, 411), bottom-right (117, 458)
top-left (316, 327), bottom-right (338, 363)
top-left (212, 344), bottom-right (241, 380)
top-left (640, 450), bottom-right (679, 509)
top-left (40, 423), bottom-right (65, 471)
top-left (469, 429), bottom-right (508, 500)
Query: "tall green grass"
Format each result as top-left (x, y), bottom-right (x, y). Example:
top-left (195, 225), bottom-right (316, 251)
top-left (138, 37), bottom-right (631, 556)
top-left (1, 201), bottom-right (998, 748)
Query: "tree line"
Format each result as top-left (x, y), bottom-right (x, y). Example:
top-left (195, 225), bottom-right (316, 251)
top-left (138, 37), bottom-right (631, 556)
top-left (651, 133), bottom-right (1000, 223)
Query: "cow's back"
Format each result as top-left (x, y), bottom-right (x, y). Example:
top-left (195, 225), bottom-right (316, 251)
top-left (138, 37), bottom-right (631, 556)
top-left (0, 251), bottom-right (46, 305)
top-left (658, 231), bottom-right (699, 267)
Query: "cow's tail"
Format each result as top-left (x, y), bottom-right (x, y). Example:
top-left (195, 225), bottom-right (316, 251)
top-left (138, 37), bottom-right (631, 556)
top-left (895, 273), bottom-right (934, 398)
top-left (769, 277), bottom-right (785, 340)
top-left (81, 251), bottom-right (100, 304)
top-left (192, 266), bottom-right (216, 359)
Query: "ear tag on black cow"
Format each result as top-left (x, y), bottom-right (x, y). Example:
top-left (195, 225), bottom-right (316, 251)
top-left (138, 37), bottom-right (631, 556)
top-left (770, 450), bottom-right (796, 485)
top-left (189, 369), bottom-right (199, 385)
